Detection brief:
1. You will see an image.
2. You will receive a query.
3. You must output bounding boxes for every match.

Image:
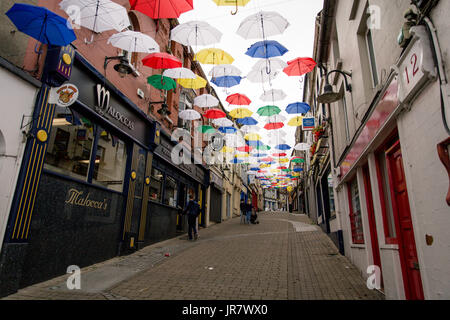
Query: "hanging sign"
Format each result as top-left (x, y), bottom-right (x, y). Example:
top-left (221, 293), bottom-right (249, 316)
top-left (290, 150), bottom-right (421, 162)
top-left (302, 117), bottom-right (315, 131)
top-left (49, 83), bottom-right (79, 107)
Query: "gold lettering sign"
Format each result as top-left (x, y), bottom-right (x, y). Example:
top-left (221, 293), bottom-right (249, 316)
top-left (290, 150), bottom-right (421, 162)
top-left (65, 188), bottom-right (108, 211)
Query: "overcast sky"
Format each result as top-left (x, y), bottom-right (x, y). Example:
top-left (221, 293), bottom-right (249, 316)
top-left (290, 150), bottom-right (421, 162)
top-left (179, 0), bottom-right (323, 150)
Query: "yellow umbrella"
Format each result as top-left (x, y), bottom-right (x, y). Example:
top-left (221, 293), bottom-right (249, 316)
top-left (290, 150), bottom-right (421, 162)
top-left (260, 164), bottom-right (270, 168)
top-left (212, 0), bottom-right (251, 15)
top-left (278, 158), bottom-right (290, 163)
top-left (195, 48), bottom-right (234, 65)
top-left (220, 146), bottom-right (234, 153)
top-left (292, 172), bottom-right (301, 177)
top-left (177, 75), bottom-right (207, 89)
top-left (235, 153), bottom-right (249, 158)
top-left (288, 116), bottom-right (304, 127)
top-left (244, 133), bottom-right (261, 141)
top-left (229, 107), bottom-right (253, 119)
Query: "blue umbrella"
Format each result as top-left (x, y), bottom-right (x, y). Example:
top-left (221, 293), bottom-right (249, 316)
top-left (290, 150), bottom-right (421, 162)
top-left (211, 76), bottom-right (242, 88)
top-left (252, 153), bottom-right (268, 158)
top-left (6, 3), bottom-right (76, 52)
top-left (218, 126), bottom-right (237, 134)
top-left (246, 140), bottom-right (265, 147)
top-left (250, 167), bottom-right (260, 171)
top-left (286, 102), bottom-right (311, 114)
top-left (230, 158), bottom-right (244, 164)
top-left (245, 40), bottom-right (288, 59)
top-left (236, 117), bottom-right (258, 125)
top-left (275, 144), bottom-right (291, 150)
top-left (293, 168), bottom-right (304, 172)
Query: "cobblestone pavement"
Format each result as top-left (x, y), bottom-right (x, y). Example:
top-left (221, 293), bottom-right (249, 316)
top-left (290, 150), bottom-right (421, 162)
top-left (2, 212), bottom-right (383, 300)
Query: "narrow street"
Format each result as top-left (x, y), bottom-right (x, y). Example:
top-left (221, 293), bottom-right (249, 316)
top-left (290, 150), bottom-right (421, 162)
top-left (2, 212), bottom-right (382, 300)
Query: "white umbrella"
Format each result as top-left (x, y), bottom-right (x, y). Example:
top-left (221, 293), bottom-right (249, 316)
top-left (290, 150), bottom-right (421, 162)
top-left (194, 94), bottom-right (219, 108)
top-left (265, 114), bottom-right (287, 122)
top-left (209, 64), bottom-right (242, 78)
top-left (163, 67), bottom-right (196, 79)
top-left (294, 143), bottom-right (311, 151)
top-left (213, 118), bottom-right (234, 127)
top-left (240, 125), bottom-right (261, 133)
top-left (60, 0), bottom-right (130, 42)
top-left (107, 30), bottom-right (159, 53)
top-left (268, 136), bottom-right (287, 145)
top-left (252, 58), bottom-right (287, 73)
top-left (260, 89), bottom-right (287, 102)
top-left (237, 11), bottom-right (290, 40)
top-left (170, 21), bottom-right (222, 47)
top-left (179, 109), bottom-right (201, 121)
top-left (224, 134), bottom-right (244, 147)
top-left (246, 68), bottom-right (279, 83)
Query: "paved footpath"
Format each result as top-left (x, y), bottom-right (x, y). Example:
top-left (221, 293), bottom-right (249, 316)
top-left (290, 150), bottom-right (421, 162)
top-left (2, 212), bottom-right (383, 300)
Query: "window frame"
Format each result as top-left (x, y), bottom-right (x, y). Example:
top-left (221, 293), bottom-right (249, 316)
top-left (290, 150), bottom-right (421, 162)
top-left (365, 27), bottom-right (379, 88)
top-left (347, 176), bottom-right (365, 244)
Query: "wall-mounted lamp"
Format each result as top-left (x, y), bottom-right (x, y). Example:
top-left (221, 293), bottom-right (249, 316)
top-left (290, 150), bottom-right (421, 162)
top-left (104, 55), bottom-right (133, 78)
top-left (149, 101), bottom-right (171, 117)
top-left (317, 70), bottom-right (352, 104)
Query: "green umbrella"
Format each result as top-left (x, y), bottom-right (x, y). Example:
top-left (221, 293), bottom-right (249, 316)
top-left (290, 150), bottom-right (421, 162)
top-left (147, 75), bottom-right (176, 90)
top-left (256, 145), bottom-right (271, 151)
top-left (197, 125), bottom-right (216, 134)
top-left (257, 105), bottom-right (281, 117)
top-left (291, 158), bottom-right (305, 163)
top-left (282, 169), bottom-right (291, 172)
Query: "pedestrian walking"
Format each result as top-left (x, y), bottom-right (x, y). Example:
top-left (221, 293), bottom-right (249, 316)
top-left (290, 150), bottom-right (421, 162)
top-left (182, 194), bottom-right (201, 240)
top-left (240, 199), bottom-right (246, 224)
top-left (245, 199), bottom-right (253, 225)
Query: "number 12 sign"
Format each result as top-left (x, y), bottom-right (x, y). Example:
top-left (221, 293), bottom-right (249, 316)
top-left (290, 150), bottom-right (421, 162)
top-left (397, 26), bottom-right (436, 104)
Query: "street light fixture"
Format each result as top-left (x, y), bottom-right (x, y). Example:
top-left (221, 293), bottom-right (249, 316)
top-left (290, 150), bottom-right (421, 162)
top-left (104, 55), bottom-right (133, 78)
top-left (317, 70), bottom-right (352, 104)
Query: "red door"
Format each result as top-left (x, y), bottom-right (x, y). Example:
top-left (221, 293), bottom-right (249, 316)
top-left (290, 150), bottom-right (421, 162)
top-left (362, 165), bottom-right (383, 289)
top-left (386, 142), bottom-right (424, 300)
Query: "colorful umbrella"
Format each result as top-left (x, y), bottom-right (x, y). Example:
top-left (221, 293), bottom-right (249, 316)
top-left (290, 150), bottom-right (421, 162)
top-left (218, 126), bottom-right (237, 134)
top-left (264, 122), bottom-right (284, 130)
top-left (230, 158), bottom-right (244, 164)
top-left (257, 105), bottom-right (281, 116)
top-left (213, 0), bottom-right (251, 15)
top-left (213, 118), bottom-right (233, 127)
top-left (170, 21), bottom-right (222, 47)
top-left (177, 75), bottom-right (207, 89)
top-left (229, 108), bottom-right (253, 119)
top-left (236, 117), bottom-right (258, 125)
top-left (237, 11), bottom-right (290, 40)
top-left (245, 40), bottom-right (288, 59)
top-left (256, 145), bottom-right (271, 151)
top-left (294, 143), bottom-right (311, 151)
top-left (286, 102), bottom-right (311, 114)
top-left (142, 52), bottom-right (182, 69)
top-left (283, 57), bottom-right (317, 76)
top-left (288, 116), bottom-right (304, 127)
top-left (6, 3), bottom-right (76, 49)
top-left (194, 94), bottom-right (219, 108)
top-left (204, 108), bottom-right (226, 119)
top-left (211, 76), bottom-right (242, 88)
top-left (291, 158), bottom-right (305, 163)
top-left (195, 48), bottom-right (234, 65)
top-left (240, 125), bottom-right (260, 133)
top-left (293, 168), bottom-right (304, 172)
top-left (108, 30), bottom-right (159, 53)
top-left (197, 125), bottom-right (216, 134)
top-left (226, 94), bottom-right (252, 106)
top-left (276, 144), bottom-right (291, 151)
top-left (179, 109), bottom-right (201, 120)
top-left (273, 153), bottom-right (287, 157)
top-left (220, 146), bottom-right (235, 153)
top-left (209, 65), bottom-right (242, 78)
top-left (147, 75), bottom-right (176, 90)
top-left (163, 67), bottom-right (196, 79)
top-left (130, 0), bottom-right (193, 19)
top-left (244, 133), bottom-right (261, 141)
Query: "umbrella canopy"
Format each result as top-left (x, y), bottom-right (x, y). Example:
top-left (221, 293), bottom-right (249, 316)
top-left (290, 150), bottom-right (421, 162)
top-left (256, 145), bottom-right (271, 151)
top-left (129, 0), bottom-right (193, 19)
top-left (213, 118), bottom-right (233, 127)
top-left (195, 94), bottom-right (219, 108)
top-left (245, 133), bottom-right (261, 141)
top-left (236, 117), bottom-right (258, 125)
top-left (6, 3), bottom-right (76, 47)
top-left (170, 20), bottom-right (222, 46)
top-left (220, 146), bottom-right (235, 153)
top-left (204, 108), bottom-right (227, 119)
top-left (240, 125), bottom-right (260, 133)
top-left (276, 144), bottom-right (291, 151)
top-left (260, 89), bottom-right (287, 102)
top-left (177, 75), bottom-right (207, 89)
top-left (209, 64), bottom-right (242, 78)
top-left (60, 0), bottom-right (130, 33)
top-left (246, 68), bottom-right (279, 83)
top-left (163, 67), bottom-right (196, 79)
top-left (226, 93), bottom-right (252, 106)
top-left (229, 108), bottom-right (253, 119)
top-left (230, 158), bottom-right (244, 164)
top-left (293, 168), bottom-right (304, 172)
top-left (237, 11), bottom-right (290, 39)
top-left (283, 57), bottom-right (317, 76)
top-left (252, 58), bottom-right (287, 73)
top-left (211, 76), bottom-right (242, 88)
top-left (245, 40), bottom-right (288, 59)
top-left (273, 153), bottom-right (287, 157)
top-left (288, 116), bottom-right (304, 127)
top-left (179, 109), bottom-right (201, 120)
top-left (247, 140), bottom-right (266, 148)
top-left (108, 30), bottom-right (159, 53)
top-left (213, 0), bottom-right (251, 15)
top-left (257, 105), bottom-right (281, 117)
top-left (195, 48), bottom-right (234, 65)
top-left (197, 125), bottom-right (216, 134)
top-left (264, 122), bottom-right (284, 130)
top-left (291, 158), bottom-right (305, 163)
top-left (147, 75), bottom-right (176, 90)
top-left (218, 126), bottom-right (237, 134)
top-left (266, 114), bottom-right (287, 122)
top-left (142, 52), bottom-right (182, 69)
top-left (294, 143), bottom-right (311, 151)
top-left (286, 102), bottom-right (311, 114)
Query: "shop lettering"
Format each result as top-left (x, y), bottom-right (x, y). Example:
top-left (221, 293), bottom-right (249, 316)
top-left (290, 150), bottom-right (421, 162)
top-left (95, 84), bottom-right (135, 130)
top-left (65, 188), bottom-right (108, 211)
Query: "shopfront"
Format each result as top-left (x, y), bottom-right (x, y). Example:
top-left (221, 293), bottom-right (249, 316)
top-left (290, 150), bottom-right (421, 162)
top-left (209, 170), bottom-right (223, 223)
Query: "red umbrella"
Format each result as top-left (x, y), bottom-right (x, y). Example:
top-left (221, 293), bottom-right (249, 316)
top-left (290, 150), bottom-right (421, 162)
top-left (237, 146), bottom-right (252, 152)
top-left (130, 0), bottom-right (193, 19)
top-left (142, 52), bottom-right (182, 69)
top-left (273, 153), bottom-right (287, 157)
top-left (226, 93), bottom-right (251, 106)
top-left (261, 157), bottom-right (273, 162)
top-left (264, 122), bottom-right (284, 130)
top-left (283, 57), bottom-right (317, 76)
top-left (277, 166), bottom-right (288, 170)
top-left (204, 108), bottom-right (226, 119)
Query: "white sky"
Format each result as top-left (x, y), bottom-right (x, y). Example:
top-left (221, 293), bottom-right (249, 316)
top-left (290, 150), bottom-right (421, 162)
top-left (179, 0), bottom-right (323, 150)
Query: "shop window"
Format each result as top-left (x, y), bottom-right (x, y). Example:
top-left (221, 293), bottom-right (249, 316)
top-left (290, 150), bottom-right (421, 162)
top-left (92, 129), bottom-right (127, 192)
top-left (163, 175), bottom-right (178, 207)
top-left (45, 107), bottom-right (95, 181)
top-left (149, 168), bottom-right (163, 202)
top-left (347, 177), bottom-right (364, 244)
top-left (376, 150), bottom-right (397, 243)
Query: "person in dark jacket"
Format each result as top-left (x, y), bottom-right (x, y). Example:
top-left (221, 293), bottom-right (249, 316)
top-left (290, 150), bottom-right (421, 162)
top-left (245, 199), bottom-right (253, 225)
top-left (183, 194), bottom-right (201, 240)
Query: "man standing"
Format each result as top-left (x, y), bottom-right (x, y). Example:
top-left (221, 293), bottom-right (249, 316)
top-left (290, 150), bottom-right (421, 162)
top-left (245, 199), bottom-right (253, 225)
top-left (183, 194), bottom-right (201, 240)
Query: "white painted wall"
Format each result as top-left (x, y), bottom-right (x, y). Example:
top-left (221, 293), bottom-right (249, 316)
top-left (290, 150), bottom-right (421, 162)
top-left (0, 67), bottom-right (38, 253)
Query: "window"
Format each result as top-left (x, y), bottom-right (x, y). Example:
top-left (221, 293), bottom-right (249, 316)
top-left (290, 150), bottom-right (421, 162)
top-left (328, 174), bottom-right (336, 217)
top-left (178, 92), bottom-right (192, 133)
top-left (45, 107), bottom-right (128, 192)
top-left (338, 88), bottom-right (351, 143)
top-left (163, 175), bottom-right (178, 207)
top-left (149, 168), bottom-right (163, 202)
top-left (348, 177), bottom-right (364, 244)
top-left (366, 28), bottom-right (379, 87)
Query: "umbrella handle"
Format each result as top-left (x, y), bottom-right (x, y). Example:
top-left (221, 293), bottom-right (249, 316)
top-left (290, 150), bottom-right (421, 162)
top-left (231, 1), bottom-right (238, 15)
top-left (84, 33), bottom-right (95, 45)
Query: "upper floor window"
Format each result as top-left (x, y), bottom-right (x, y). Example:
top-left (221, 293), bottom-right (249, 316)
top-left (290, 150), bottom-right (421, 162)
top-left (366, 27), bottom-right (379, 87)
